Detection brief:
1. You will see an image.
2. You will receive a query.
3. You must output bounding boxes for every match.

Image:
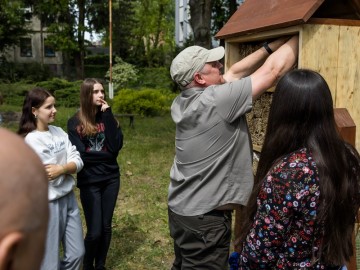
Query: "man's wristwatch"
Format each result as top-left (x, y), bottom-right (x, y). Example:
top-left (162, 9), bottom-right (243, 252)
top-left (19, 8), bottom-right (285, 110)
top-left (263, 42), bottom-right (273, 55)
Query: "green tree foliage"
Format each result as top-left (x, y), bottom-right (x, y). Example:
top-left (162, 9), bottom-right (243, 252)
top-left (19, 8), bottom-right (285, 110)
top-left (82, 0), bottom-right (137, 64)
top-left (0, 0), bottom-right (30, 52)
top-left (133, 67), bottom-right (174, 90)
top-left (130, 0), bottom-right (175, 67)
top-left (86, 0), bottom-right (108, 34)
top-left (211, 0), bottom-right (239, 37)
top-left (112, 1), bottom-right (137, 63)
top-left (106, 56), bottom-right (138, 90)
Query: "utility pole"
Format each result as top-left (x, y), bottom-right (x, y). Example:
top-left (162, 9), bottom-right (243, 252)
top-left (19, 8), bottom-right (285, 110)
top-left (109, 0), bottom-right (113, 99)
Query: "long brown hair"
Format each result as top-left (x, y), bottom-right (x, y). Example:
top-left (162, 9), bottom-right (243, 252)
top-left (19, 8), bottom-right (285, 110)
top-left (240, 69), bottom-right (360, 265)
top-left (78, 78), bottom-right (104, 136)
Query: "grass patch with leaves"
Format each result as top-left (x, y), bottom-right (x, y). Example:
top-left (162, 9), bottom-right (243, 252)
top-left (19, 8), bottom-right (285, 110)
top-left (106, 115), bottom-right (175, 269)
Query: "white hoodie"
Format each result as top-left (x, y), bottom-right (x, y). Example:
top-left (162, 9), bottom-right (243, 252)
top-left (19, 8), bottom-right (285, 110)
top-left (25, 125), bottom-right (83, 201)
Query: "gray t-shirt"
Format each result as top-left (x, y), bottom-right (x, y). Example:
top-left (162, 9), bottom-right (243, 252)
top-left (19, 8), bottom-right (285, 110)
top-left (168, 77), bottom-right (254, 216)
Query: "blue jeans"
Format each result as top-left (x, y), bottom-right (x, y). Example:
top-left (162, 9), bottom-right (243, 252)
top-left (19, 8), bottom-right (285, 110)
top-left (80, 177), bottom-right (120, 270)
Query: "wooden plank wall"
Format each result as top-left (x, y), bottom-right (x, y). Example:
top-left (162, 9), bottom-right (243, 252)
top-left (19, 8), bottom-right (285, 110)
top-left (299, 23), bottom-right (360, 151)
top-left (337, 25), bottom-right (360, 151)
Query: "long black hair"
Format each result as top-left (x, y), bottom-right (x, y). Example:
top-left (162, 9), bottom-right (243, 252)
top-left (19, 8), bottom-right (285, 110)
top-left (18, 87), bottom-right (53, 137)
top-left (240, 69), bottom-right (360, 265)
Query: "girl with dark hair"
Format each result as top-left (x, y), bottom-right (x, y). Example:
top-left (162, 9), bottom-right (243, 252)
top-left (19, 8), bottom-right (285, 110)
top-left (67, 78), bottom-right (123, 270)
top-left (18, 87), bottom-right (84, 270)
top-left (239, 69), bottom-right (360, 269)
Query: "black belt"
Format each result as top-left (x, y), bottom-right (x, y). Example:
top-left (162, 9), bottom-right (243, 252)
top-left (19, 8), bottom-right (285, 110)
top-left (204, 209), bottom-right (231, 217)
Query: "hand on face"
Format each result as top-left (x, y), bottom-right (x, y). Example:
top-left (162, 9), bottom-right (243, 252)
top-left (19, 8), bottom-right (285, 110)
top-left (99, 98), bottom-right (110, 112)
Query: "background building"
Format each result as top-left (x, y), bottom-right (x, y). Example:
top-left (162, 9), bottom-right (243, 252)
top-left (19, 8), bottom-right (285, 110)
top-left (2, 7), bottom-right (63, 76)
top-left (174, 0), bottom-right (245, 47)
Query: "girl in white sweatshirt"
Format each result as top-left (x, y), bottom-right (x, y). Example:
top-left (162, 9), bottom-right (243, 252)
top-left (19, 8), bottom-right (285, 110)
top-left (18, 87), bottom-right (85, 270)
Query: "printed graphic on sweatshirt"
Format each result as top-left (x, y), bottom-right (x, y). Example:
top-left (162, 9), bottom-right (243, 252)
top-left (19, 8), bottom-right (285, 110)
top-left (48, 140), bottom-right (66, 154)
top-left (86, 123), bottom-right (107, 152)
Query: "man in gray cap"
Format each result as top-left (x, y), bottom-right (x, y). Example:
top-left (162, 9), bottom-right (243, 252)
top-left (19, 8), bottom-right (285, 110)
top-left (168, 36), bottom-right (299, 269)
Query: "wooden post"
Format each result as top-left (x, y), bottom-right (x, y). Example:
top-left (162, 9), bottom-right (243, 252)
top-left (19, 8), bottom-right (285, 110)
top-left (334, 108), bottom-right (357, 270)
top-left (334, 108), bottom-right (356, 146)
top-left (108, 0), bottom-right (113, 99)
top-left (233, 206), bottom-right (243, 253)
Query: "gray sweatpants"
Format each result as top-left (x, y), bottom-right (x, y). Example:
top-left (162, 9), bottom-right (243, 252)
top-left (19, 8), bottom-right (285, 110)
top-left (41, 191), bottom-right (85, 270)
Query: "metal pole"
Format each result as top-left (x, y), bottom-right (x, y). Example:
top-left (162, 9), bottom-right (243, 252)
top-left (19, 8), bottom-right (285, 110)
top-left (109, 0), bottom-right (113, 99)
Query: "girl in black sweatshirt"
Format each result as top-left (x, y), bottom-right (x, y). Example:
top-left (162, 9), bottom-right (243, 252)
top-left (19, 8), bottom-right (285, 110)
top-left (67, 78), bottom-right (123, 270)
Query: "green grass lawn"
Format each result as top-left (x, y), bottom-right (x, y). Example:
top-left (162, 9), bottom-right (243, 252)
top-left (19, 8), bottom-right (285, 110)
top-left (106, 114), bottom-right (175, 269)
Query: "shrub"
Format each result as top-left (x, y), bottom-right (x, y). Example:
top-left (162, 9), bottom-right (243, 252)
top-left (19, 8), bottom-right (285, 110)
top-left (54, 87), bottom-right (80, 108)
top-left (36, 78), bottom-right (81, 107)
top-left (105, 57), bottom-right (138, 89)
top-left (0, 60), bottom-right (52, 83)
top-left (0, 82), bottom-right (35, 106)
top-left (112, 88), bottom-right (177, 117)
top-left (84, 54), bottom-right (110, 79)
top-left (84, 55), bottom-right (109, 65)
top-left (84, 65), bottom-right (108, 79)
top-left (36, 78), bottom-right (78, 93)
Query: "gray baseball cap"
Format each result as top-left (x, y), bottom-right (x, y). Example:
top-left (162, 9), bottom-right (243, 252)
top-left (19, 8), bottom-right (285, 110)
top-left (170, 46), bottom-right (225, 87)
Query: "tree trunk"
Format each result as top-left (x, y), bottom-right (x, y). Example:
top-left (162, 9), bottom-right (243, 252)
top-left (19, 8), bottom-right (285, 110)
top-left (189, 0), bottom-right (212, 48)
top-left (62, 52), bottom-right (74, 80)
top-left (40, 20), bottom-right (44, 66)
top-left (76, 0), bottom-right (85, 79)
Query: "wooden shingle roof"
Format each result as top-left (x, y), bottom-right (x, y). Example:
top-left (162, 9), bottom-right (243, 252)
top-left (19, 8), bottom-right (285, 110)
top-left (216, 0), bottom-right (360, 39)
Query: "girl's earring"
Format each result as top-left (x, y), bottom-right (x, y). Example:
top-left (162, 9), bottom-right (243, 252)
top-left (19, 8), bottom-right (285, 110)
top-left (34, 115), bottom-right (38, 119)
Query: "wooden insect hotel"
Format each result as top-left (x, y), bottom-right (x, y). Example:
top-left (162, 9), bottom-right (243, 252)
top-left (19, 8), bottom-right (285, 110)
top-left (216, 0), bottom-right (360, 152)
top-left (216, 0), bottom-right (360, 268)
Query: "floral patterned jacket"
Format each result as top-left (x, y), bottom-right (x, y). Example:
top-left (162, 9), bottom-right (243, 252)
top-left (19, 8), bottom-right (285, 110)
top-left (240, 148), bottom-right (341, 270)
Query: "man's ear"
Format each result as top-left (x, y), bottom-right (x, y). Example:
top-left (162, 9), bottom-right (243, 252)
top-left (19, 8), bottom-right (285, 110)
top-left (0, 232), bottom-right (23, 270)
top-left (194, 73), bottom-right (206, 85)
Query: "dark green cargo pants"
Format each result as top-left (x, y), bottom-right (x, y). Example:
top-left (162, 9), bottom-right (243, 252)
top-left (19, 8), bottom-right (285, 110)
top-left (168, 209), bottom-right (232, 270)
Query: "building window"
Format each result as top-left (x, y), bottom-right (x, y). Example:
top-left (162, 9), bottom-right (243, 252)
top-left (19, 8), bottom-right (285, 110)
top-left (44, 39), bottom-right (56, 57)
top-left (20, 38), bottom-right (32, 57)
top-left (23, 6), bottom-right (32, 21)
